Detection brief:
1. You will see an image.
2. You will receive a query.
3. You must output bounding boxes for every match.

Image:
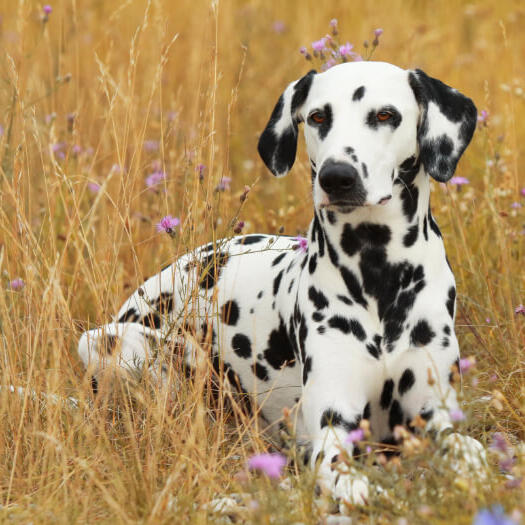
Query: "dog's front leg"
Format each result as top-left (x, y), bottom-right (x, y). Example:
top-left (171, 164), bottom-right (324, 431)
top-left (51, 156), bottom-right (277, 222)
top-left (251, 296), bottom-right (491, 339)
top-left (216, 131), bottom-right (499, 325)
top-left (301, 345), bottom-right (372, 506)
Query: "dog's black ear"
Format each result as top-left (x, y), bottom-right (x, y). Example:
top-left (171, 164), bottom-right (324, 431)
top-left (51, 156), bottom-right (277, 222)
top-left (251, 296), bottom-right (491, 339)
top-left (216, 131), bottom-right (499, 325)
top-left (408, 69), bottom-right (477, 182)
top-left (258, 70), bottom-right (316, 177)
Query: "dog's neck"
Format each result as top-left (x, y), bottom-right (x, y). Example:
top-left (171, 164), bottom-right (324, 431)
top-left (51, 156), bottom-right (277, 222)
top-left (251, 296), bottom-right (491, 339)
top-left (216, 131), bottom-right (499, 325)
top-left (307, 164), bottom-right (434, 268)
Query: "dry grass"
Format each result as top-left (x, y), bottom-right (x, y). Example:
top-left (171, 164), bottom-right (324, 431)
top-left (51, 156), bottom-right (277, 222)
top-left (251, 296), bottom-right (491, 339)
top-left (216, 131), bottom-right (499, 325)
top-left (0, 0), bottom-right (523, 523)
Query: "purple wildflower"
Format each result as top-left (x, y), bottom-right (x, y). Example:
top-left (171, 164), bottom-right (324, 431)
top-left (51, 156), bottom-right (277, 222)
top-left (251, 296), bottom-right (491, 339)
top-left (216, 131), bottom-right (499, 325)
top-left (520, 188), bottom-right (525, 197)
top-left (510, 202), bottom-right (521, 209)
top-left (515, 304), bottom-right (525, 315)
top-left (490, 433), bottom-right (508, 454)
top-left (146, 171), bottom-right (166, 189)
top-left (312, 37), bottom-right (327, 52)
top-left (43, 5), bottom-right (52, 15)
top-left (234, 221), bottom-right (245, 234)
top-left (51, 142), bottom-right (66, 159)
top-left (247, 453), bottom-right (286, 479)
top-left (352, 54), bottom-right (364, 62)
top-left (449, 176), bottom-right (470, 186)
top-left (295, 235), bottom-right (308, 253)
top-left (0, 124), bottom-right (4, 136)
top-left (499, 456), bottom-right (515, 473)
top-left (299, 46), bottom-right (308, 56)
top-left (346, 428), bottom-right (365, 444)
top-left (473, 505), bottom-right (517, 525)
top-left (87, 182), bottom-right (101, 193)
top-left (156, 215), bottom-right (180, 234)
top-left (374, 28), bottom-right (384, 37)
top-left (486, 317), bottom-right (491, 323)
top-left (449, 408), bottom-right (465, 422)
top-left (144, 140), bottom-right (159, 152)
top-left (459, 357), bottom-right (475, 373)
top-left (72, 144), bottom-right (82, 155)
top-left (330, 18), bottom-right (338, 28)
top-left (339, 42), bottom-right (354, 57)
top-left (9, 278), bottom-right (25, 291)
top-left (216, 176), bottom-right (231, 191)
top-left (196, 164), bottom-right (206, 180)
top-left (478, 110), bottom-right (489, 124)
top-left (45, 113), bottom-right (56, 124)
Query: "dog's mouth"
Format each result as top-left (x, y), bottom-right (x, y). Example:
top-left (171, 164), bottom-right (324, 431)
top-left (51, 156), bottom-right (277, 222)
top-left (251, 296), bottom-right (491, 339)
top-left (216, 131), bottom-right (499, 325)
top-left (319, 197), bottom-right (367, 211)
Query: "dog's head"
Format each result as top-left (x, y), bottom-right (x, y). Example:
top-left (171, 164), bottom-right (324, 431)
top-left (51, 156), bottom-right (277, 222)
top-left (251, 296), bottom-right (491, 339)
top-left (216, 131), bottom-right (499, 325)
top-left (258, 61), bottom-right (477, 211)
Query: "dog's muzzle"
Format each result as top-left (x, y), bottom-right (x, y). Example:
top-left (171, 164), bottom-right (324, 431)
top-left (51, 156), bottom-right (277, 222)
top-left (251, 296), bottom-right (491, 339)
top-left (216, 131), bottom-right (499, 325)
top-left (318, 161), bottom-right (366, 207)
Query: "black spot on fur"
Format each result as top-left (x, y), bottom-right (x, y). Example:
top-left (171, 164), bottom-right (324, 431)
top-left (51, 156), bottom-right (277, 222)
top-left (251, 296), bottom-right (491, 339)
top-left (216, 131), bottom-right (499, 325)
top-left (352, 86), bottom-right (365, 101)
top-left (303, 356), bottom-right (312, 385)
top-left (326, 211), bottom-right (336, 225)
top-left (312, 312), bottom-right (324, 323)
top-left (400, 183), bottom-right (419, 223)
top-left (361, 163), bottom-right (369, 179)
top-left (198, 251), bottom-right (230, 289)
top-left (403, 224), bottom-right (419, 247)
top-left (272, 253), bottom-right (286, 266)
top-left (257, 290), bottom-right (264, 299)
top-left (328, 315), bottom-right (350, 334)
top-left (317, 103), bottom-right (333, 140)
top-left (232, 333), bottom-right (252, 358)
top-left (389, 400), bottom-right (404, 430)
top-left (100, 336), bottom-right (118, 355)
top-left (423, 215), bottom-right (429, 241)
top-left (366, 106), bottom-right (402, 130)
top-left (253, 362), bottom-right (270, 382)
top-left (337, 295), bottom-right (353, 306)
top-left (363, 402), bottom-right (371, 420)
top-left (398, 369), bottom-right (416, 395)
top-left (380, 379), bottom-right (394, 409)
top-left (317, 325), bottom-right (326, 334)
top-left (446, 287), bottom-right (456, 319)
top-left (339, 267), bottom-right (368, 308)
top-left (350, 319), bottom-right (366, 341)
top-left (341, 222), bottom-right (391, 256)
top-left (236, 235), bottom-right (268, 246)
top-left (410, 320), bottom-right (436, 346)
top-left (308, 286), bottom-right (329, 310)
top-left (221, 300), bottom-right (240, 326)
top-left (443, 325), bottom-right (451, 335)
top-left (308, 254), bottom-right (317, 274)
top-left (442, 337), bottom-right (450, 348)
top-left (428, 207), bottom-right (442, 238)
top-left (287, 279), bottom-right (294, 294)
top-left (366, 334), bottom-right (382, 359)
top-left (320, 409), bottom-right (358, 432)
top-left (118, 308), bottom-right (139, 323)
top-left (264, 317), bottom-right (296, 369)
top-left (273, 270), bottom-right (284, 296)
top-left (142, 312), bottom-right (161, 328)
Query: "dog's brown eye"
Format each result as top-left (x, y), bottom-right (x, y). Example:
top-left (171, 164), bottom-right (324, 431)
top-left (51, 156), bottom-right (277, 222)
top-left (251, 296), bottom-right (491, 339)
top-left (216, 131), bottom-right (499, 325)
top-left (310, 112), bottom-right (325, 124)
top-left (377, 111), bottom-right (392, 122)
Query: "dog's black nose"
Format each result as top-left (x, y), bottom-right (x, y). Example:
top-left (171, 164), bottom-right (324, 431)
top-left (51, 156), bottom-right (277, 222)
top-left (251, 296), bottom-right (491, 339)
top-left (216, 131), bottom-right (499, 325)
top-left (319, 162), bottom-right (359, 195)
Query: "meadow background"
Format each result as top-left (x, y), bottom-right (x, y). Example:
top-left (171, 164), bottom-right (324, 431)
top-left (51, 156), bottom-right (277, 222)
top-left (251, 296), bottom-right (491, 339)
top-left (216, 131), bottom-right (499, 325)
top-left (0, 0), bottom-right (523, 523)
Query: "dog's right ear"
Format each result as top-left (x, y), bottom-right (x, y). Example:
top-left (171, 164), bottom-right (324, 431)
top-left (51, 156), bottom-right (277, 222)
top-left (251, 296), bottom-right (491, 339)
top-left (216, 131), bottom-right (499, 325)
top-left (258, 70), bottom-right (316, 177)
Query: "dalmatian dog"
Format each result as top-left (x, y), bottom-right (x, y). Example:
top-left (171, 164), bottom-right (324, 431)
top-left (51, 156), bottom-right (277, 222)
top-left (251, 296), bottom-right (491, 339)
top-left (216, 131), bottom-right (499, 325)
top-left (78, 61), bottom-right (485, 505)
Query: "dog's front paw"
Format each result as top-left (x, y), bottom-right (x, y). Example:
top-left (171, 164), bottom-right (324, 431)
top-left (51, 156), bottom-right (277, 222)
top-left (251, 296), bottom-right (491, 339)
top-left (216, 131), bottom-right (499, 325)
top-left (441, 433), bottom-right (487, 475)
top-left (333, 469), bottom-right (370, 506)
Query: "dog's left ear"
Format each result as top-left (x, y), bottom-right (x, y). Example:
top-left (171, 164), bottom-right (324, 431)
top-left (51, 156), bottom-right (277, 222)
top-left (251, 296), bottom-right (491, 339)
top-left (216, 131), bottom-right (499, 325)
top-left (258, 70), bottom-right (316, 177)
top-left (408, 69), bottom-right (477, 182)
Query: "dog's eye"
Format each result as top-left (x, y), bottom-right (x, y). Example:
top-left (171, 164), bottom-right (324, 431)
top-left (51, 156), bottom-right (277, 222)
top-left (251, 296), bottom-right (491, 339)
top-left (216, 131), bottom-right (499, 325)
top-left (377, 111), bottom-right (392, 122)
top-left (309, 112), bottom-right (325, 124)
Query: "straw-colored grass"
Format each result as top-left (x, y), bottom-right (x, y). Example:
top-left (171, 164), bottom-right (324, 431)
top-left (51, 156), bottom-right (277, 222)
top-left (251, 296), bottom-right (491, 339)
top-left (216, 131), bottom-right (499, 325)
top-left (0, 0), bottom-right (523, 523)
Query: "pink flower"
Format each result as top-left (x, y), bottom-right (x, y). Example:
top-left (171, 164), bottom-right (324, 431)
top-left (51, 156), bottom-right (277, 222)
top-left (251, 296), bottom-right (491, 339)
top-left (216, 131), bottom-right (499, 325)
top-left (499, 456), bottom-right (516, 472)
top-left (295, 235), bottom-right (308, 253)
top-left (490, 432), bottom-right (508, 454)
top-left (299, 46), bottom-right (308, 56)
top-left (477, 110), bottom-right (489, 124)
top-left (515, 304), bottom-right (525, 315)
top-left (9, 278), bottom-right (25, 291)
top-left (87, 182), bottom-right (101, 193)
top-left (374, 28), bottom-right (384, 37)
top-left (339, 42), bottom-right (354, 57)
top-left (247, 453), bottom-right (286, 479)
top-left (216, 176), bottom-right (231, 191)
top-left (449, 176), bottom-right (470, 186)
top-left (72, 145), bottom-right (82, 155)
top-left (312, 37), bottom-right (327, 52)
top-left (352, 54), bottom-right (364, 62)
top-left (145, 171), bottom-right (166, 188)
top-left (520, 188), bottom-right (525, 197)
top-left (196, 164), bottom-right (206, 180)
top-left (510, 202), bottom-right (522, 209)
top-left (449, 408), bottom-right (465, 422)
top-left (330, 19), bottom-right (338, 28)
top-left (156, 215), bottom-right (180, 234)
top-left (43, 5), bottom-right (52, 15)
top-left (144, 140), bottom-right (159, 152)
top-left (459, 357), bottom-right (475, 373)
top-left (346, 428), bottom-right (365, 444)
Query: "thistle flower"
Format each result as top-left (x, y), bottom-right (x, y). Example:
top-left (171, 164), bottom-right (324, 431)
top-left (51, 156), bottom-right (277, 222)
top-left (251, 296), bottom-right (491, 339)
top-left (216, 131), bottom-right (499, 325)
top-left (473, 505), bottom-right (517, 525)
top-left (272, 20), bottom-right (286, 34)
top-left (43, 5), bottom-right (52, 15)
top-left (346, 428), bottom-right (365, 444)
top-left (145, 171), bottom-right (167, 189)
top-left (144, 140), bottom-right (159, 152)
top-left (9, 278), bottom-right (25, 291)
top-left (294, 236), bottom-right (308, 253)
top-left (156, 215), bottom-right (180, 234)
top-left (312, 37), bottom-right (327, 53)
top-left (247, 453), bottom-right (286, 479)
top-left (216, 176), bottom-right (232, 191)
top-left (449, 408), bottom-right (465, 422)
top-left (449, 176), bottom-right (470, 186)
top-left (459, 356), bottom-right (475, 373)
top-left (87, 182), bottom-right (101, 193)
top-left (478, 110), bottom-right (489, 124)
top-left (515, 304), bottom-right (525, 315)
top-left (339, 42), bottom-right (354, 57)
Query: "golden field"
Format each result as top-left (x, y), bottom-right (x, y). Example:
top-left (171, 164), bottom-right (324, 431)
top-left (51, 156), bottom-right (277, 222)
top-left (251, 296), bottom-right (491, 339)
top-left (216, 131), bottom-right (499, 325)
top-left (0, 0), bottom-right (523, 523)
